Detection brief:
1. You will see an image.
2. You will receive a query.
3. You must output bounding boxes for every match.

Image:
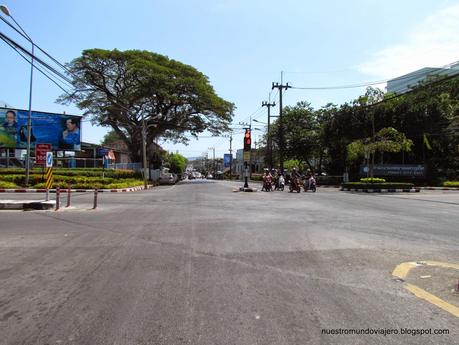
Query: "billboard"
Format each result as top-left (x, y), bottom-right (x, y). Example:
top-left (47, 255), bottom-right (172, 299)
top-left (360, 164), bottom-right (426, 178)
top-left (223, 153), bottom-right (232, 168)
top-left (0, 107), bottom-right (82, 151)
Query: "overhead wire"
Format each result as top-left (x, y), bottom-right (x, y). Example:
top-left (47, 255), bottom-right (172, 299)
top-left (290, 59), bottom-right (459, 91)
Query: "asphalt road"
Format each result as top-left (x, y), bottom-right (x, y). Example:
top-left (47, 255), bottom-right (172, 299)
top-left (1, 181), bottom-right (459, 345)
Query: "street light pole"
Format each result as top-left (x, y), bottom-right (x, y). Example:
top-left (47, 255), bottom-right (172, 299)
top-left (142, 116), bottom-right (148, 189)
top-left (0, 5), bottom-right (35, 185)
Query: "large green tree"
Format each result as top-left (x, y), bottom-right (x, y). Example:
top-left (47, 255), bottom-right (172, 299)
top-left (165, 153), bottom-right (188, 174)
top-left (59, 49), bottom-right (234, 161)
top-left (270, 102), bottom-right (325, 171)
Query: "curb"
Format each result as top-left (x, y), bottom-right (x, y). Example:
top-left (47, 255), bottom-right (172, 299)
top-left (340, 188), bottom-right (420, 193)
top-left (0, 185), bottom-right (154, 193)
top-left (418, 187), bottom-right (459, 191)
top-left (0, 200), bottom-right (55, 210)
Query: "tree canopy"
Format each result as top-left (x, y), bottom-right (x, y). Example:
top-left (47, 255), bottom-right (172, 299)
top-left (59, 49), bottom-right (234, 161)
top-left (265, 77), bottom-right (459, 182)
top-left (165, 153), bottom-right (188, 174)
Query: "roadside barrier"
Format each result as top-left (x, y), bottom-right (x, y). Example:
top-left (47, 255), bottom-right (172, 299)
top-left (55, 187), bottom-right (60, 211)
top-left (93, 188), bottom-right (98, 209)
top-left (66, 185), bottom-right (71, 207)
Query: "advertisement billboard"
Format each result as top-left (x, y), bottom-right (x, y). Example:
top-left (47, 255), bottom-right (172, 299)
top-left (0, 107), bottom-right (82, 151)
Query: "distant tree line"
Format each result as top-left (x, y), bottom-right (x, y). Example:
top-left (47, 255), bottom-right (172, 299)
top-left (267, 76), bottom-right (459, 183)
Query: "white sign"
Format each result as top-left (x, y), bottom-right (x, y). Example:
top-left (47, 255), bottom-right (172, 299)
top-left (46, 152), bottom-right (53, 168)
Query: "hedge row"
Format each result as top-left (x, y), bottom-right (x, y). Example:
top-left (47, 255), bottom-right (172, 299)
top-left (443, 181), bottom-right (459, 187)
top-left (0, 174), bottom-right (142, 185)
top-left (32, 180), bottom-right (144, 189)
top-left (360, 177), bottom-right (386, 183)
top-left (342, 182), bottom-right (414, 189)
top-left (0, 168), bottom-right (140, 179)
top-left (0, 181), bottom-right (18, 188)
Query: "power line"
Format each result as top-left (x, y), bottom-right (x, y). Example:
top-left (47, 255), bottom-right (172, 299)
top-left (290, 59), bottom-right (459, 91)
top-left (0, 32), bottom-right (72, 96)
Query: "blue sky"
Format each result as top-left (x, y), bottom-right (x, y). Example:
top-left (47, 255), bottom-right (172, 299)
top-left (1, 0), bottom-right (459, 158)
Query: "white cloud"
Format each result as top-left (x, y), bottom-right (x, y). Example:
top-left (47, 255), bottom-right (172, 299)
top-left (358, 4), bottom-right (459, 79)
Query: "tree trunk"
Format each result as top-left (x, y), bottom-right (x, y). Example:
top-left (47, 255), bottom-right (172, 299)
top-left (318, 150), bottom-right (324, 174)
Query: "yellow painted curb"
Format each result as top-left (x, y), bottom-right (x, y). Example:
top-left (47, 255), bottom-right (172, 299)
top-left (405, 283), bottom-right (459, 318)
top-left (392, 261), bottom-right (459, 318)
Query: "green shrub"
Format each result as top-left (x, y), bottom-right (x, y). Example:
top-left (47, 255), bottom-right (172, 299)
top-left (250, 174), bottom-right (263, 182)
top-left (443, 181), bottom-right (459, 187)
top-left (0, 181), bottom-right (19, 188)
top-left (342, 182), bottom-right (414, 190)
top-left (104, 180), bottom-right (144, 189)
top-left (360, 177), bottom-right (386, 183)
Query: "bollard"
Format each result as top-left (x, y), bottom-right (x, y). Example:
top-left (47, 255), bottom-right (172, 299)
top-left (93, 188), bottom-right (98, 209)
top-left (55, 187), bottom-right (60, 211)
top-left (45, 188), bottom-right (49, 201)
top-left (66, 185), bottom-right (71, 207)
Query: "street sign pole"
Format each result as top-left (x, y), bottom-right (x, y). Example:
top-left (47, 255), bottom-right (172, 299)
top-left (45, 152), bottom-right (53, 198)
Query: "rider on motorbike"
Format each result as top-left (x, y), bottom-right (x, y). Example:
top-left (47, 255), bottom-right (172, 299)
top-left (262, 169), bottom-right (273, 191)
top-left (304, 169), bottom-right (317, 191)
top-left (290, 167), bottom-right (301, 192)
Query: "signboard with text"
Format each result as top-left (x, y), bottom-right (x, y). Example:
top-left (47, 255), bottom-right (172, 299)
top-left (35, 143), bottom-right (52, 166)
top-left (223, 154), bottom-right (232, 168)
top-left (360, 164), bottom-right (426, 178)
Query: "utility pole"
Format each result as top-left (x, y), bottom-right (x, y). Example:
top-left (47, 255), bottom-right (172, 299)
top-left (142, 117), bottom-right (148, 189)
top-left (272, 80), bottom-right (291, 173)
top-left (229, 134), bottom-right (233, 179)
top-left (262, 100), bottom-right (276, 169)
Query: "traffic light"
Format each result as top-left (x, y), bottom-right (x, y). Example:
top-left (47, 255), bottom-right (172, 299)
top-left (244, 129), bottom-right (251, 151)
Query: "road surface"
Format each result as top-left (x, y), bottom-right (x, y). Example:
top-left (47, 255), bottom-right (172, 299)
top-left (1, 181), bottom-right (458, 344)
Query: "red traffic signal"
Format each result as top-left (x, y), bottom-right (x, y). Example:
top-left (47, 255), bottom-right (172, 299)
top-left (244, 129), bottom-right (251, 151)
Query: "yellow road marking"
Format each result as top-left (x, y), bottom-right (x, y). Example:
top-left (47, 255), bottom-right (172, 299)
top-left (392, 261), bottom-right (418, 279)
top-left (392, 261), bottom-right (459, 318)
top-left (392, 260), bottom-right (459, 279)
top-left (405, 283), bottom-right (459, 318)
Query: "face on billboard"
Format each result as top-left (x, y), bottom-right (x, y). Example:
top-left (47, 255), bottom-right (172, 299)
top-left (0, 108), bottom-right (81, 150)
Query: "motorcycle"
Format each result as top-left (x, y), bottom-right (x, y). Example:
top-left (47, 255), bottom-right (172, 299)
top-left (289, 177), bottom-right (301, 193)
top-left (303, 176), bottom-right (317, 192)
top-left (273, 175), bottom-right (285, 191)
top-left (262, 175), bottom-right (273, 192)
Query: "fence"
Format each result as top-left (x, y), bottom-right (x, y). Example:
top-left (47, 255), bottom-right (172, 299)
top-left (108, 162), bottom-right (142, 171)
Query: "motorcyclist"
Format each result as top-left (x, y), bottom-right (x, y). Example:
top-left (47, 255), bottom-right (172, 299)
top-left (262, 169), bottom-right (273, 191)
top-left (290, 167), bottom-right (301, 191)
top-left (271, 169), bottom-right (279, 189)
top-left (304, 169), bottom-right (316, 191)
top-left (278, 173), bottom-right (285, 189)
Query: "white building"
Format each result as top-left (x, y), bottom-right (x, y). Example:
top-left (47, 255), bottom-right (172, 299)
top-left (387, 63), bottom-right (459, 94)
